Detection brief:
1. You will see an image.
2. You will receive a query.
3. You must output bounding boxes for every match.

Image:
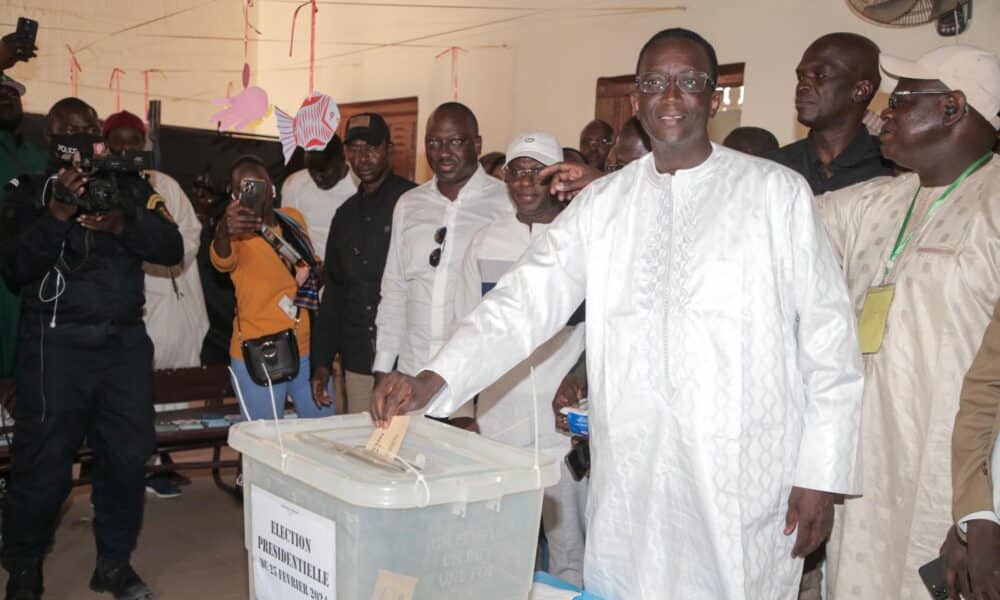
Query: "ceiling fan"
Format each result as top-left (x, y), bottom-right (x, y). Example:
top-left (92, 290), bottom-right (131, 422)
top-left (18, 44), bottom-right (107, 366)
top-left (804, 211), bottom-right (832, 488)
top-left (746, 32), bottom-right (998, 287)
top-left (847, 0), bottom-right (973, 35)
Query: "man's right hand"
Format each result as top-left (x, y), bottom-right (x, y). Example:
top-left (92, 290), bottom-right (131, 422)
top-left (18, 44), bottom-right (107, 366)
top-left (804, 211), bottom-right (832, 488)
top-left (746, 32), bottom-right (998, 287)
top-left (222, 199), bottom-right (261, 239)
top-left (49, 168), bottom-right (83, 221)
top-left (966, 520), bottom-right (1000, 598)
top-left (539, 162), bottom-right (603, 202)
top-left (369, 370), bottom-right (444, 427)
top-left (941, 525), bottom-right (973, 600)
top-left (552, 373), bottom-right (585, 433)
top-left (311, 366), bottom-right (332, 408)
top-left (0, 32), bottom-right (37, 71)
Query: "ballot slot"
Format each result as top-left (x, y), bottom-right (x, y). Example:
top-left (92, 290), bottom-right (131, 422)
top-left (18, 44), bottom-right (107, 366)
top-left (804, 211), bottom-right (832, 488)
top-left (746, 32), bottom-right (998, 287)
top-left (232, 413), bottom-right (557, 508)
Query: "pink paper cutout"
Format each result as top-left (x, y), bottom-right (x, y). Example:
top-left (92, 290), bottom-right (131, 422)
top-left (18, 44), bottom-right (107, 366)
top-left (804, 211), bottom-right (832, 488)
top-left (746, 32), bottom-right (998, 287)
top-left (211, 86), bottom-right (269, 131)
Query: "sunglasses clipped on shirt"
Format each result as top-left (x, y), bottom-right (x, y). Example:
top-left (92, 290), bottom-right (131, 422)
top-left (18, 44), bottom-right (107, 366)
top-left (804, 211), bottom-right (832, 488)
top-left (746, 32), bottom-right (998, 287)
top-left (429, 226), bottom-right (447, 267)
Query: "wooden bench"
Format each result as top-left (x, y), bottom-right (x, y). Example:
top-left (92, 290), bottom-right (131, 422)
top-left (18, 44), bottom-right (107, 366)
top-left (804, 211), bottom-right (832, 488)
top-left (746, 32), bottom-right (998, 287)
top-left (0, 365), bottom-right (242, 497)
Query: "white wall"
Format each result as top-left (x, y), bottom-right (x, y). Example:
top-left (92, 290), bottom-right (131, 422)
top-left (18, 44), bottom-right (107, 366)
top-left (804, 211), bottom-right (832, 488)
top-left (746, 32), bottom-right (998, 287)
top-left (494, 0), bottom-right (1000, 148)
top-left (5, 1), bottom-right (246, 127)
top-left (5, 0), bottom-right (999, 181)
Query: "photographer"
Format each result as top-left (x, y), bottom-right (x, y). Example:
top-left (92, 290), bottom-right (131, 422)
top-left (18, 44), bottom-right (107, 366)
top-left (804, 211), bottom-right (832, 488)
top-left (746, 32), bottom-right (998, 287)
top-left (211, 155), bottom-right (334, 420)
top-left (0, 97), bottom-right (182, 599)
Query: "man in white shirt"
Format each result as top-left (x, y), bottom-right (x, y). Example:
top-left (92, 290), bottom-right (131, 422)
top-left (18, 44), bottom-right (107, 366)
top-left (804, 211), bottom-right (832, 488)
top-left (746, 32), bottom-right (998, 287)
top-left (373, 102), bottom-right (512, 381)
top-left (104, 110), bottom-right (210, 499)
top-left (450, 131), bottom-right (588, 586)
top-left (371, 29), bottom-right (863, 599)
top-left (280, 135), bottom-right (357, 258)
top-left (103, 111), bottom-right (209, 370)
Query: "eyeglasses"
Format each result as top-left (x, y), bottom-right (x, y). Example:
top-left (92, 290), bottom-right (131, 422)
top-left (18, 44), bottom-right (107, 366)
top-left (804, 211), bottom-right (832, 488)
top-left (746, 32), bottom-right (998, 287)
top-left (636, 70), bottom-right (715, 95)
top-left (426, 137), bottom-right (468, 149)
top-left (604, 163), bottom-right (622, 173)
top-left (887, 89), bottom-right (953, 109)
top-left (580, 138), bottom-right (612, 149)
top-left (429, 226), bottom-right (447, 267)
top-left (504, 166), bottom-right (546, 181)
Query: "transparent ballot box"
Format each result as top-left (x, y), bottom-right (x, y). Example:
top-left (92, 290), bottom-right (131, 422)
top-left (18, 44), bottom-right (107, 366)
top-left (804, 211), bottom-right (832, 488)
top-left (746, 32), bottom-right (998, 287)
top-left (229, 413), bottom-right (560, 599)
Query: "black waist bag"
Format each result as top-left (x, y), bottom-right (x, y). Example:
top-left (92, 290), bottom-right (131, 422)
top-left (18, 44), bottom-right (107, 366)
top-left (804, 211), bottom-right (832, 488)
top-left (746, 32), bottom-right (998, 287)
top-left (241, 329), bottom-right (299, 386)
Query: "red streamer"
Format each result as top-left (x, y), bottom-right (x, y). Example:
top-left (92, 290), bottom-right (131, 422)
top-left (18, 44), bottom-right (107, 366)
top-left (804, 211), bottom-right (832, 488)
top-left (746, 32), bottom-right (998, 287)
top-left (242, 0), bottom-right (262, 88)
top-left (108, 68), bottom-right (126, 112)
top-left (66, 45), bottom-right (82, 97)
top-left (289, 0), bottom-right (318, 94)
top-left (435, 46), bottom-right (467, 101)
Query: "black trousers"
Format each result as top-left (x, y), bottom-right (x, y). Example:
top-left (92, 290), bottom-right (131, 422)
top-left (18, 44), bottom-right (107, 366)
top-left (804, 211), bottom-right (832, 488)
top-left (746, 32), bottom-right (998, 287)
top-left (1, 319), bottom-right (155, 566)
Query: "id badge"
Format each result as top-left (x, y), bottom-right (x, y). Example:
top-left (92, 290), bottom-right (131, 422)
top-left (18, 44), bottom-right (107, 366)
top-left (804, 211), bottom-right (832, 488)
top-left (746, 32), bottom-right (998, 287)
top-left (859, 285), bottom-right (895, 354)
top-left (278, 294), bottom-right (297, 320)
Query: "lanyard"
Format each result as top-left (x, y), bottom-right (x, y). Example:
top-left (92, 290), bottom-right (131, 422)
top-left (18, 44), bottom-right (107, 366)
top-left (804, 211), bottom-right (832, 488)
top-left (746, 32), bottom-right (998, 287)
top-left (883, 152), bottom-right (993, 281)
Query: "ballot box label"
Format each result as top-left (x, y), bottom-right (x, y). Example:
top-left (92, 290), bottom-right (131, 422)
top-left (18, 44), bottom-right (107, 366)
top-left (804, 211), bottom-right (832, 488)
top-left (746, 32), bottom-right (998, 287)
top-left (251, 485), bottom-right (336, 600)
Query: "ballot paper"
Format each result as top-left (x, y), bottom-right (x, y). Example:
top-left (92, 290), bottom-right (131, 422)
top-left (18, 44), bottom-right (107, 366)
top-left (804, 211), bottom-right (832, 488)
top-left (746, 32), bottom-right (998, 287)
top-left (370, 569), bottom-right (418, 600)
top-left (365, 416), bottom-right (410, 460)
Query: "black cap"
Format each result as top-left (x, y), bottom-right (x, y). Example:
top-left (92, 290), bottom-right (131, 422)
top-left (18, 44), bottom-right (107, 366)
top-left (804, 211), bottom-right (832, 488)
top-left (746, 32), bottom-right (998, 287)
top-left (344, 113), bottom-right (391, 145)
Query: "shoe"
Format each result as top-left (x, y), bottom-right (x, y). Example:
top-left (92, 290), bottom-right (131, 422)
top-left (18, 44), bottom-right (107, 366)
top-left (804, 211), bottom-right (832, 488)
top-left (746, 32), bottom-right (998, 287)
top-left (145, 475), bottom-right (182, 499)
top-left (4, 558), bottom-right (42, 600)
top-left (89, 558), bottom-right (152, 600)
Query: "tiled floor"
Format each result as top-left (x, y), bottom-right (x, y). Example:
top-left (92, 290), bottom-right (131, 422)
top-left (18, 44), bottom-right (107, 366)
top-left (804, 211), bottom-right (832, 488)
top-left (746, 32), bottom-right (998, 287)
top-left (0, 452), bottom-right (250, 599)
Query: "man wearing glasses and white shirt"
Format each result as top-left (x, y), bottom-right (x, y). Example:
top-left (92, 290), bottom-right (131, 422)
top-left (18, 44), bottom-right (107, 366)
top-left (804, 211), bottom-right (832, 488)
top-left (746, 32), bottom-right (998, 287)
top-left (373, 102), bottom-right (512, 394)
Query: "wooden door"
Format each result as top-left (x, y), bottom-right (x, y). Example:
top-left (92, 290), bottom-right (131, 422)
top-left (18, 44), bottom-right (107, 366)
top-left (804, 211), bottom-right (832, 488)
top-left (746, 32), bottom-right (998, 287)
top-left (337, 97), bottom-right (419, 181)
top-left (595, 63), bottom-right (746, 134)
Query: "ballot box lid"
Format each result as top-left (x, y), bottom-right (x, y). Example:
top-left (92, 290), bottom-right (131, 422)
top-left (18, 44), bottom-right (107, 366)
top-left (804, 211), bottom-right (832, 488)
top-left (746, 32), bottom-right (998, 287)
top-left (229, 413), bottom-right (561, 509)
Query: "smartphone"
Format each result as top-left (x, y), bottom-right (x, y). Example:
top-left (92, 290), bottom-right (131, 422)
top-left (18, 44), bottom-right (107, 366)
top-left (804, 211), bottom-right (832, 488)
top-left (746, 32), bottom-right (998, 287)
top-left (918, 557), bottom-right (950, 600)
top-left (564, 438), bottom-right (590, 481)
top-left (16, 17), bottom-right (39, 46)
top-left (239, 178), bottom-right (266, 216)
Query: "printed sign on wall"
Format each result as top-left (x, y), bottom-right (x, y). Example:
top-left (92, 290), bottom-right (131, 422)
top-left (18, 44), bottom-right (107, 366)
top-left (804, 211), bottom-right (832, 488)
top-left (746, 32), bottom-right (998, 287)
top-left (251, 486), bottom-right (336, 600)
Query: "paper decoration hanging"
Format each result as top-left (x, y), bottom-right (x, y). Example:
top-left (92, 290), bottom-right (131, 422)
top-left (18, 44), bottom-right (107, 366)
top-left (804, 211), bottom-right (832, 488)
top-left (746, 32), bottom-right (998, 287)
top-left (289, 0), bottom-right (319, 95)
top-left (108, 68), bottom-right (125, 112)
top-left (242, 0), bottom-right (260, 85)
top-left (66, 45), bottom-right (82, 97)
top-left (274, 92), bottom-right (341, 164)
top-left (435, 46), bottom-right (467, 101)
top-left (211, 85), bottom-right (270, 131)
top-left (209, 0), bottom-right (270, 131)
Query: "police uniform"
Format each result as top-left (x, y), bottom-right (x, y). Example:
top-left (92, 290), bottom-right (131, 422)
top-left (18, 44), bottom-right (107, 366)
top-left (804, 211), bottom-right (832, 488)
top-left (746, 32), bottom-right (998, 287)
top-left (0, 171), bottom-right (183, 570)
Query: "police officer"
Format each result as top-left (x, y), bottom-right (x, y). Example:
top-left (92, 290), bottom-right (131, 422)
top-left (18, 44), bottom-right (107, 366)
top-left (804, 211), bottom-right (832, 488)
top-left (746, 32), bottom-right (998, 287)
top-left (0, 97), bottom-right (183, 600)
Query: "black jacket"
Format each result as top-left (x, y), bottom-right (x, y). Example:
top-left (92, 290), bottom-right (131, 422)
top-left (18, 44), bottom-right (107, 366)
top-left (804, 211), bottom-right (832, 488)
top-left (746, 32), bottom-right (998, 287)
top-left (0, 172), bottom-right (184, 329)
top-left (312, 173), bottom-right (416, 374)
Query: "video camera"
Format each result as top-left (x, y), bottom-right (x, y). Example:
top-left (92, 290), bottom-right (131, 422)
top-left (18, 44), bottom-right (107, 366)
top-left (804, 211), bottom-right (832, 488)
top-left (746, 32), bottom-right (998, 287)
top-left (54, 149), bottom-right (154, 214)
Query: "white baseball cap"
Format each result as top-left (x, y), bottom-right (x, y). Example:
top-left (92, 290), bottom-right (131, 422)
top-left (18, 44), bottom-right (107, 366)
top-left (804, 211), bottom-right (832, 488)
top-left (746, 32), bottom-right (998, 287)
top-left (505, 131), bottom-right (563, 167)
top-left (880, 44), bottom-right (1000, 129)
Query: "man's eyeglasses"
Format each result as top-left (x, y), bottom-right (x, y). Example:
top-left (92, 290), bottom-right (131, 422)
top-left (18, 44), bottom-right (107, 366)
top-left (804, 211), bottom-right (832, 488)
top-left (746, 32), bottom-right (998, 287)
top-left (636, 70), bottom-right (715, 95)
top-left (581, 138), bottom-right (612, 148)
top-left (504, 166), bottom-right (546, 181)
top-left (429, 226), bottom-right (447, 267)
top-left (426, 137), bottom-right (468, 149)
top-left (887, 89), bottom-right (953, 109)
